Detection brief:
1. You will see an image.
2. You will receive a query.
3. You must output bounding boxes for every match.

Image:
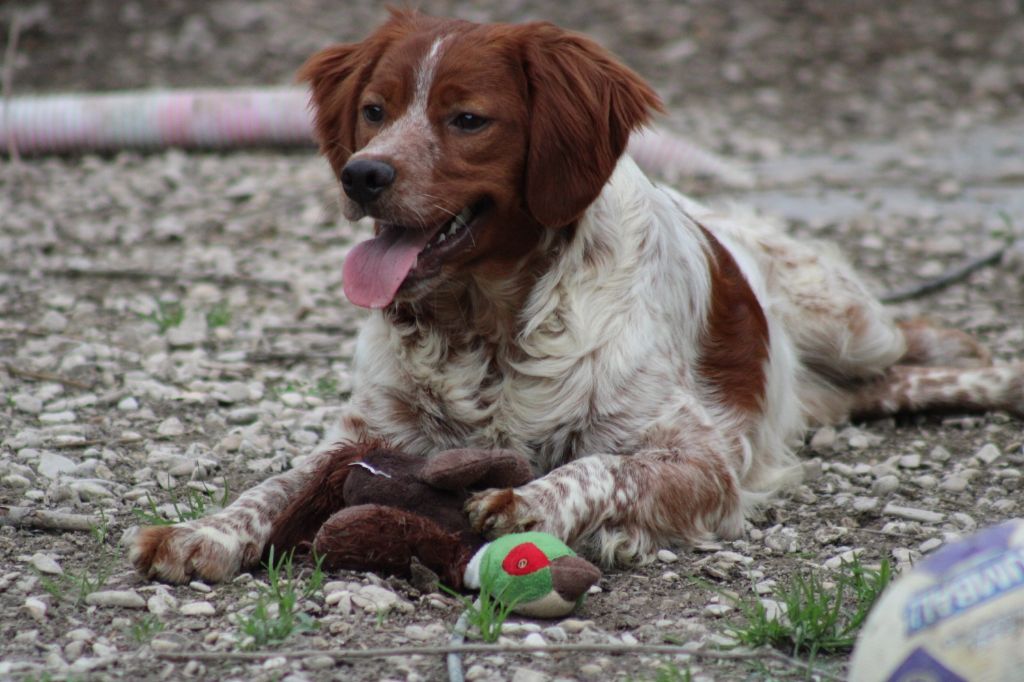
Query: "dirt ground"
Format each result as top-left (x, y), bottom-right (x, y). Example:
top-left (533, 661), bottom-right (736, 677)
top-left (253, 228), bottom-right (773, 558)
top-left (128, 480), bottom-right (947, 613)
top-left (1, 1), bottom-right (1023, 681)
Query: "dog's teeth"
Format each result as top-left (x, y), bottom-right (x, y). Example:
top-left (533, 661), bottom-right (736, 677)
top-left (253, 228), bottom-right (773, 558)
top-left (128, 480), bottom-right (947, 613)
top-left (436, 231), bottom-right (447, 243)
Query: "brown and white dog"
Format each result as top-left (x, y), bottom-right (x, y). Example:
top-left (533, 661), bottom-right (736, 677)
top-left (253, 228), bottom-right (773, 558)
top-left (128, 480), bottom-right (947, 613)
top-left (131, 10), bottom-right (1023, 583)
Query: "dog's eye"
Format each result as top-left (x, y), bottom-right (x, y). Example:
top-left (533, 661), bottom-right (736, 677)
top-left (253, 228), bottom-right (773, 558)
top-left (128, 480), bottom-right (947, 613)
top-left (362, 105), bottom-right (384, 124)
top-left (451, 112), bottom-right (489, 132)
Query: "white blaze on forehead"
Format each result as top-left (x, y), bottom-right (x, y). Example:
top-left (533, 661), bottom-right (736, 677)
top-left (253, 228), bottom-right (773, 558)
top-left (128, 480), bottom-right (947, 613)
top-left (353, 34), bottom-right (449, 166)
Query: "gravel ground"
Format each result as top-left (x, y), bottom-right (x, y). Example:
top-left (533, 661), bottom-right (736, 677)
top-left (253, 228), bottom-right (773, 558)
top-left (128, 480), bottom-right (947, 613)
top-left (2, 2), bottom-right (1024, 681)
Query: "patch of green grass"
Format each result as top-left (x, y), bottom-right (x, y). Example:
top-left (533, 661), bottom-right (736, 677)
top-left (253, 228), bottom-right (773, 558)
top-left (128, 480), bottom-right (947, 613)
top-left (726, 556), bottom-right (892, 659)
top-left (269, 376), bottom-right (341, 401)
top-left (205, 301), bottom-right (233, 329)
top-left (34, 512), bottom-right (119, 607)
top-left (133, 484), bottom-right (230, 526)
top-left (653, 662), bottom-right (692, 682)
top-left (140, 300), bottom-right (184, 333)
top-left (235, 547), bottom-right (325, 649)
top-left (128, 614), bottom-right (166, 643)
top-left (441, 583), bottom-right (519, 644)
top-left (313, 376), bottom-right (339, 398)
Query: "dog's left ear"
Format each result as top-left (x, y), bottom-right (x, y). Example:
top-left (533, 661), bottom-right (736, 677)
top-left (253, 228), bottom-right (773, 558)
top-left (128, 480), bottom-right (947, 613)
top-left (518, 24), bottom-right (664, 229)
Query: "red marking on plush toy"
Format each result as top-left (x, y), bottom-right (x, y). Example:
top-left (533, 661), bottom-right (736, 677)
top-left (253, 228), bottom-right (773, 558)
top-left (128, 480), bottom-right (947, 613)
top-left (502, 542), bottom-right (550, 575)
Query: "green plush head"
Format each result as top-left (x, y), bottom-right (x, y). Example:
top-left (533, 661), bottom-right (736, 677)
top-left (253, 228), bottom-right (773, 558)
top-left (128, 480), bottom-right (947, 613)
top-left (465, 532), bottom-right (602, 618)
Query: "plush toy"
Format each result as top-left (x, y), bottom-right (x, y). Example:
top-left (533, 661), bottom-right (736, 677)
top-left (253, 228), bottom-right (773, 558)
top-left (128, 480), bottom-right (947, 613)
top-left (267, 444), bottom-right (601, 617)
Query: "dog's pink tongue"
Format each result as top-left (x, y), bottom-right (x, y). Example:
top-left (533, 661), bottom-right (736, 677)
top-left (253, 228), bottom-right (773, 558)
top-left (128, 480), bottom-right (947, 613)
top-left (343, 225), bottom-right (434, 309)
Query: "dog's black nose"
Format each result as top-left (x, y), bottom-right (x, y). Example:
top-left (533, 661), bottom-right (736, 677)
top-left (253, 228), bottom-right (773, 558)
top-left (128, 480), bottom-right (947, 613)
top-left (341, 159), bottom-right (396, 205)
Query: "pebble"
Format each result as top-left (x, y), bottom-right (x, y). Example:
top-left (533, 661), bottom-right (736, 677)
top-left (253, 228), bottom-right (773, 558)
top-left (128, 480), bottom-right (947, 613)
top-left (559, 618), bottom-right (594, 633)
top-left (12, 394), bottom-right (43, 414)
top-left (353, 585), bottom-right (406, 613)
top-left (179, 601), bottom-right (216, 616)
top-left (919, 538), bottom-right (944, 553)
top-left (85, 590), bottom-right (146, 609)
top-left (29, 553), bottom-right (63, 575)
top-left (403, 624), bottom-right (445, 641)
top-left (24, 596), bottom-right (48, 621)
top-left (226, 408), bottom-right (260, 425)
top-left (67, 628), bottom-right (96, 642)
top-left (703, 603), bottom-right (732, 616)
top-left (975, 443), bottom-right (1002, 465)
top-left (852, 496), bottom-right (878, 512)
top-left (39, 410), bottom-right (76, 424)
top-left (913, 474), bottom-right (938, 489)
top-left (39, 310), bottom-right (69, 332)
top-left (657, 549), bottom-right (678, 563)
top-left (37, 452), bottom-right (76, 479)
top-left (304, 656), bottom-right (336, 671)
top-left (116, 396), bottom-right (139, 411)
top-left (883, 503), bottom-right (944, 524)
top-left (522, 633), bottom-right (547, 648)
top-left (157, 417), bottom-right (186, 437)
top-left (871, 475), bottom-right (900, 496)
top-left (940, 474), bottom-right (970, 492)
top-left (809, 426), bottom-right (837, 451)
top-left (898, 454), bottom-right (922, 469)
top-left (188, 580), bottom-right (212, 593)
top-left (147, 591), bottom-right (178, 616)
top-left (824, 548), bottom-right (864, 569)
top-left (542, 626), bottom-right (568, 642)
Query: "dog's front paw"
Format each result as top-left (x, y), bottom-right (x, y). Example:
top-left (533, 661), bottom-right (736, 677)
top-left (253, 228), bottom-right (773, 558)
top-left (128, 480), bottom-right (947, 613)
top-left (465, 487), bottom-right (544, 538)
top-left (129, 522), bottom-right (257, 584)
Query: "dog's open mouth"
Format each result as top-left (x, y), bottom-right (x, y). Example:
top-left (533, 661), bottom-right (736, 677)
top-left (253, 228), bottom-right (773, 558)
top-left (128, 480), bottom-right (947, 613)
top-left (342, 199), bottom-right (490, 309)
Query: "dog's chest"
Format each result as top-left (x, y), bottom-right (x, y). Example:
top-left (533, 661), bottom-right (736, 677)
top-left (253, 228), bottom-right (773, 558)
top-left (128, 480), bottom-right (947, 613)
top-left (365, 330), bottom-right (671, 469)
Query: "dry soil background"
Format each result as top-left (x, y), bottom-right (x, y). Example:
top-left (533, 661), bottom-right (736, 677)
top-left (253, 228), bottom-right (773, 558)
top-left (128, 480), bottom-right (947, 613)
top-left (2, 1), bottom-right (1024, 681)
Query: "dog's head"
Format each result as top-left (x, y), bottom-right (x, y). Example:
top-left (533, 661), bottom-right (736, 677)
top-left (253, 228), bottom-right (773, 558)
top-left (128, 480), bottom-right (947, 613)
top-left (300, 10), bottom-right (662, 309)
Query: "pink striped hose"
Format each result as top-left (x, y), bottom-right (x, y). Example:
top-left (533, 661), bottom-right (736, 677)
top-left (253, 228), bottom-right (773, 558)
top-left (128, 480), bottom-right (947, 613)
top-left (0, 86), bottom-right (751, 186)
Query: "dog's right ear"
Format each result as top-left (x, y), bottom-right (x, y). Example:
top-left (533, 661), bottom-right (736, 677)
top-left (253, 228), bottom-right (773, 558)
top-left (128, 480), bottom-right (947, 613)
top-left (299, 10), bottom-right (425, 175)
top-left (298, 41), bottom-right (375, 176)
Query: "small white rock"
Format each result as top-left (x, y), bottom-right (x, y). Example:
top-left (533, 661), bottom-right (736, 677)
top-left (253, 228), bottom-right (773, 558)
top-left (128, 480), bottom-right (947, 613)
top-left (179, 601), bottom-right (216, 617)
top-left (883, 503), bottom-right (944, 524)
top-left (656, 549), bottom-right (678, 563)
top-left (809, 426), bottom-right (836, 451)
top-left (85, 590), bottom-right (146, 609)
top-left (852, 496), bottom-right (878, 512)
top-left (871, 475), bottom-right (900, 496)
top-left (522, 633), bottom-right (547, 648)
top-left (157, 417), bottom-right (186, 437)
top-left (24, 596), bottom-right (48, 622)
top-left (39, 410), bottom-right (76, 424)
top-left (975, 443), bottom-right (1002, 465)
top-left (559, 618), bottom-right (594, 633)
top-left (147, 591), bottom-right (178, 616)
top-left (116, 396), bottom-right (139, 411)
top-left (703, 603), bottom-right (733, 616)
top-left (29, 553), bottom-right (63, 575)
top-left (898, 454), bottom-right (922, 469)
top-left (12, 394), bottom-right (44, 414)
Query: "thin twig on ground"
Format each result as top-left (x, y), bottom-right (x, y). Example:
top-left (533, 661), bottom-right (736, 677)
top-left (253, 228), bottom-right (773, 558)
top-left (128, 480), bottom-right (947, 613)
top-left (0, 506), bottom-right (98, 532)
top-left (6, 266), bottom-right (292, 291)
top-left (245, 351), bottom-right (351, 363)
top-left (4, 362), bottom-right (93, 390)
top-left (880, 243), bottom-right (1010, 303)
top-left (156, 642), bottom-right (843, 680)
